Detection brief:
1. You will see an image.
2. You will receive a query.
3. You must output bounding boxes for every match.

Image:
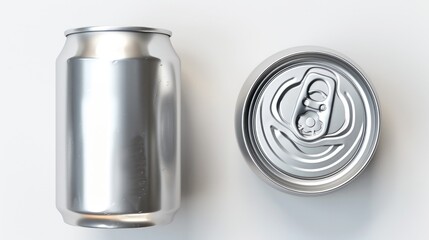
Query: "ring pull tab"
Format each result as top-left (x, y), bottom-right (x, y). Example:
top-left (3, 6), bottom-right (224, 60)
top-left (292, 68), bottom-right (336, 141)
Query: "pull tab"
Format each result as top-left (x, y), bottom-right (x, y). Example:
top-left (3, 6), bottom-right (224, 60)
top-left (292, 68), bottom-right (336, 141)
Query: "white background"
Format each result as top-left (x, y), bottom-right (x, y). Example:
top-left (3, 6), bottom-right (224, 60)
top-left (0, 0), bottom-right (428, 239)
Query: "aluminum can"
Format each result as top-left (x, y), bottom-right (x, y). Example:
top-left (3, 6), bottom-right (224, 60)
top-left (56, 26), bottom-right (180, 228)
top-left (236, 47), bottom-right (380, 195)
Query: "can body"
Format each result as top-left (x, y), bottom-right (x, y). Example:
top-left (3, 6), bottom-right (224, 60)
top-left (56, 27), bottom-right (180, 228)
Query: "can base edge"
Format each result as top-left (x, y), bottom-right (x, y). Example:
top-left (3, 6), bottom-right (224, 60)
top-left (59, 209), bottom-right (178, 228)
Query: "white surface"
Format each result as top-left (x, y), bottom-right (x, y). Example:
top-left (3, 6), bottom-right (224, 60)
top-left (0, 0), bottom-right (428, 239)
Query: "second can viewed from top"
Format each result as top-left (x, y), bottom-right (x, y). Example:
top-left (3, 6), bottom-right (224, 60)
top-left (236, 47), bottom-right (380, 194)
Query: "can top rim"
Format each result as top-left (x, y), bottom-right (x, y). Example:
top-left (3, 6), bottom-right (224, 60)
top-left (64, 26), bottom-right (172, 37)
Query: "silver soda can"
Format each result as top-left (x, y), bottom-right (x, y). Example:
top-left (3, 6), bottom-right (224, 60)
top-left (236, 47), bottom-right (380, 195)
top-left (56, 26), bottom-right (181, 228)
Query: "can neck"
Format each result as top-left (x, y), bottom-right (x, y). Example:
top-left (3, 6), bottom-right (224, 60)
top-left (64, 31), bottom-right (173, 60)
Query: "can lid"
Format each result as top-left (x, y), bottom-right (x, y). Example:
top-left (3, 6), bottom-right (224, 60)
top-left (236, 47), bottom-right (380, 194)
top-left (64, 26), bottom-right (172, 37)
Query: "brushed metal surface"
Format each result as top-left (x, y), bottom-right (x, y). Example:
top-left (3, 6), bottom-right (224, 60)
top-left (56, 27), bottom-right (181, 228)
top-left (236, 47), bottom-right (380, 194)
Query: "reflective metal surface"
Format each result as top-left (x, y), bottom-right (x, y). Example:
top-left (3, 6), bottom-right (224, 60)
top-left (56, 27), bottom-right (180, 228)
top-left (236, 47), bottom-right (380, 194)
